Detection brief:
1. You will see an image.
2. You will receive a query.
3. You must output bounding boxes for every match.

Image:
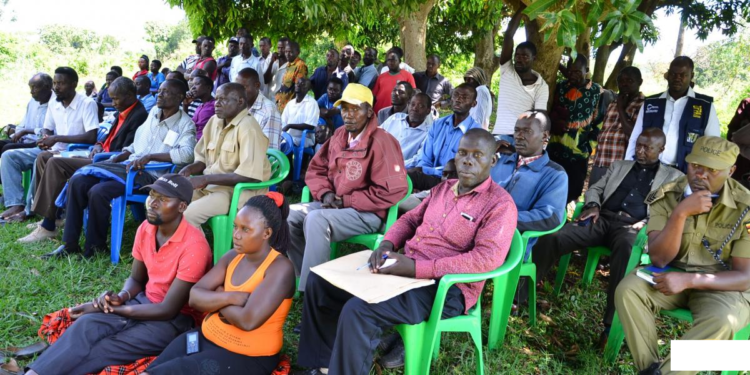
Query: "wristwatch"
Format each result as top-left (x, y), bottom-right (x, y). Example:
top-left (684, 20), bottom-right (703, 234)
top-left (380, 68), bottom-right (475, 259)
top-left (583, 202), bottom-right (600, 210)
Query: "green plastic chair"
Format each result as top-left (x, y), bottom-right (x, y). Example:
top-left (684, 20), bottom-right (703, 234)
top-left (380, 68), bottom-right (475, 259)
top-left (553, 202), bottom-right (648, 295)
top-left (300, 176), bottom-right (412, 259)
top-left (22, 169), bottom-right (31, 201)
top-left (209, 149), bottom-right (290, 264)
top-left (395, 230), bottom-right (524, 375)
top-left (604, 250), bottom-right (750, 375)
top-left (487, 209), bottom-right (566, 333)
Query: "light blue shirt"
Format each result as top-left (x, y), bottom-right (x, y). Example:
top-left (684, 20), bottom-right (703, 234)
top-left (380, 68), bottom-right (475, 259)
top-left (355, 65), bottom-right (378, 88)
top-left (382, 112), bottom-right (432, 168)
top-left (138, 94), bottom-right (157, 113)
top-left (147, 72), bottom-right (165, 94)
top-left (417, 114), bottom-right (480, 176)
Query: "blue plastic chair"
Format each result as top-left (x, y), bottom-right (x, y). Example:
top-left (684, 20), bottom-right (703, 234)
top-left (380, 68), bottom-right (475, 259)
top-left (81, 151), bottom-right (174, 264)
top-left (281, 130), bottom-right (315, 182)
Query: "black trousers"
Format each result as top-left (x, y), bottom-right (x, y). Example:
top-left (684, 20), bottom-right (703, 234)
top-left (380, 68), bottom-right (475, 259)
top-left (298, 272), bottom-right (465, 375)
top-left (147, 329), bottom-right (279, 375)
top-left (407, 170), bottom-right (443, 192)
top-left (551, 157), bottom-right (588, 203)
top-left (62, 175), bottom-right (126, 251)
top-left (29, 293), bottom-right (194, 375)
top-left (533, 210), bottom-right (640, 326)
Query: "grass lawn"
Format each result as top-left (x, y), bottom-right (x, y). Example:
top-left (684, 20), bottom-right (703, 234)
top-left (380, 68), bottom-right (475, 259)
top-left (0, 203), bottom-right (718, 375)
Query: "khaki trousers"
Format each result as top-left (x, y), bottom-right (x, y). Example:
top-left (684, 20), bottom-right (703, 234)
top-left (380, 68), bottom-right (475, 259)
top-left (184, 186), bottom-right (268, 228)
top-left (615, 271), bottom-right (750, 374)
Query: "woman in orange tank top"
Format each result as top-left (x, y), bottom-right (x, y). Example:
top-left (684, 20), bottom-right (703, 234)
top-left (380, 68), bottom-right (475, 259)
top-left (144, 193), bottom-right (296, 375)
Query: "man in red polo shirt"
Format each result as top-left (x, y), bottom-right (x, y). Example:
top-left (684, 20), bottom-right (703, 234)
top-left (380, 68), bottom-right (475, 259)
top-left (25, 174), bottom-right (212, 375)
top-left (17, 77), bottom-right (149, 243)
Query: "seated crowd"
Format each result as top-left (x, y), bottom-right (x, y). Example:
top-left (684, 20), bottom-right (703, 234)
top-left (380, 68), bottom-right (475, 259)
top-left (4, 20), bottom-right (750, 375)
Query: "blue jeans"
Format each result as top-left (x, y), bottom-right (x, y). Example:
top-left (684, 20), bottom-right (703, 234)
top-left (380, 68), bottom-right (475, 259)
top-left (0, 147), bottom-right (42, 207)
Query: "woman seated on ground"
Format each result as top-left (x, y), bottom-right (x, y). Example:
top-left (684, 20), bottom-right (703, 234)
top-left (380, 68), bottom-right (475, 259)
top-left (144, 192), bottom-right (296, 375)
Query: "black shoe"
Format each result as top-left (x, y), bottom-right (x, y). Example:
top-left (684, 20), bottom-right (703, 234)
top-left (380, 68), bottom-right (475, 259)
top-left (41, 245), bottom-right (73, 260)
top-left (378, 337), bottom-right (405, 369)
top-left (377, 332), bottom-right (400, 353)
top-left (82, 246), bottom-right (107, 259)
top-left (293, 323), bottom-right (302, 335)
top-left (292, 369), bottom-right (326, 375)
top-left (639, 362), bottom-right (661, 375)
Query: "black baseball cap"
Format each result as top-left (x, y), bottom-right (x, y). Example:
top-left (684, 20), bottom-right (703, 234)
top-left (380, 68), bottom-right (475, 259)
top-left (141, 174), bottom-right (193, 204)
top-left (191, 36), bottom-right (207, 44)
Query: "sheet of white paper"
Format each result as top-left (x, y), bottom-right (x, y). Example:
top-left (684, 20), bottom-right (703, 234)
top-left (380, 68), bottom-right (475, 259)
top-left (312, 251), bottom-right (435, 304)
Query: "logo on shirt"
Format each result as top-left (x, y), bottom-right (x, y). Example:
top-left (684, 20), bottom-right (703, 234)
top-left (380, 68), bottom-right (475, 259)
top-left (692, 105), bottom-right (703, 118)
top-left (345, 160), bottom-right (363, 181)
top-left (688, 132), bottom-right (700, 144)
top-left (645, 104), bottom-right (659, 114)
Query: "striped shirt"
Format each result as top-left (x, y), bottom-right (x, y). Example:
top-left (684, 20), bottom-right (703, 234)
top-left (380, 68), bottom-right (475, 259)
top-left (249, 94), bottom-right (283, 150)
top-left (493, 61), bottom-right (549, 135)
top-left (593, 93), bottom-right (645, 169)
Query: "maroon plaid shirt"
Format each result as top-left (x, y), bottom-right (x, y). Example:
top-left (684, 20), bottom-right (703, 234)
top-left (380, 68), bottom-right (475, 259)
top-left (593, 93), bottom-right (645, 168)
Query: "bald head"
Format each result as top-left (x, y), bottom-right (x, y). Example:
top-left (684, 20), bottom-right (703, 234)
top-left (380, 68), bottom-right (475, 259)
top-left (634, 128), bottom-right (666, 165)
top-left (214, 83), bottom-right (248, 120)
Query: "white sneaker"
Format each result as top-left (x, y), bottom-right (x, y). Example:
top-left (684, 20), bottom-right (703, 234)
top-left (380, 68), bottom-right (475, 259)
top-left (26, 220), bottom-right (43, 230)
top-left (25, 219), bottom-right (64, 230)
top-left (17, 226), bottom-right (58, 243)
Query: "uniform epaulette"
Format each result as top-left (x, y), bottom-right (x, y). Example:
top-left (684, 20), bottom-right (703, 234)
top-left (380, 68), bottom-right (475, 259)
top-left (694, 92), bottom-right (714, 103)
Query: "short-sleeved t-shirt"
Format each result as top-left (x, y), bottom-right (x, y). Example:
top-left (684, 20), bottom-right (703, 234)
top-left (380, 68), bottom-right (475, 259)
top-left (132, 218), bottom-right (213, 323)
top-left (371, 70), bottom-right (416, 113)
top-left (646, 176), bottom-right (750, 276)
top-left (194, 110), bottom-right (271, 193)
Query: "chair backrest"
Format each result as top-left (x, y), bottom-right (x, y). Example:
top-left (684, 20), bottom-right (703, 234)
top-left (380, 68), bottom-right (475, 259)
top-left (521, 206), bottom-right (567, 252)
top-left (382, 175), bottom-right (413, 232)
top-left (266, 148), bottom-right (291, 186)
top-left (498, 230), bottom-right (525, 278)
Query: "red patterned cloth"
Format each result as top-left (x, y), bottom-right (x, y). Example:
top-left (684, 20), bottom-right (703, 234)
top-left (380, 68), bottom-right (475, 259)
top-left (593, 93), bottom-right (645, 168)
top-left (38, 308), bottom-right (290, 375)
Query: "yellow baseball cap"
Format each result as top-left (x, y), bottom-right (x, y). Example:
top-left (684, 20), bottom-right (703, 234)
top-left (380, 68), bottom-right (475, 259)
top-left (685, 136), bottom-right (739, 170)
top-left (333, 83), bottom-right (373, 107)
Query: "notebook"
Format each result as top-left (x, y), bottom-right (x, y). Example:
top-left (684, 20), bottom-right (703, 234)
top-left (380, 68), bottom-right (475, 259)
top-left (636, 265), bottom-right (686, 285)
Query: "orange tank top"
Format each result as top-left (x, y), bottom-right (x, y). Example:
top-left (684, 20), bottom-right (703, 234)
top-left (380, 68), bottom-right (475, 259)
top-left (201, 249), bottom-right (292, 356)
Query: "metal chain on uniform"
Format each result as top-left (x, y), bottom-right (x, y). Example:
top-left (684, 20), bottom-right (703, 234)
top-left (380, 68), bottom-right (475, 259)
top-left (700, 205), bottom-right (750, 270)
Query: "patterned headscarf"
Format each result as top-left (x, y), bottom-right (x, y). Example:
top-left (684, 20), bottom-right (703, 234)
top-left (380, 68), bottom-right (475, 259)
top-left (464, 67), bottom-right (489, 87)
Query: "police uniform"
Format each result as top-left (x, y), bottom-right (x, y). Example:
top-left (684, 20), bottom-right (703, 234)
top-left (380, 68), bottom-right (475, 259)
top-left (615, 136), bottom-right (750, 374)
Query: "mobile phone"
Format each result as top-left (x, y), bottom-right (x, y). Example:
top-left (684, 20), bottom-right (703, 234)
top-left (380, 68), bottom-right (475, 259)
top-left (577, 217), bottom-right (593, 227)
top-left (186, 331), bottom-right (200, 355)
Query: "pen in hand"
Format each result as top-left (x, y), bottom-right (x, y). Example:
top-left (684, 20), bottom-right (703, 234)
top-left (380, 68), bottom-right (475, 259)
top-left (357, 253), bottom-right (388, 271)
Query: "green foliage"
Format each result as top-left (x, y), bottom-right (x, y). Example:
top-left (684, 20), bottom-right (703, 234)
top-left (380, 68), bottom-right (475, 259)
top-left (664, 0), bottom-right (750, 40)
top-left (38, 25), bottom-right (120, 56)
top-left (525, 0), bottom-right (655, 56)
top-left (144, 20), bottom-right (191, 61)
top-left (0, 31), bottom-right (18, 70)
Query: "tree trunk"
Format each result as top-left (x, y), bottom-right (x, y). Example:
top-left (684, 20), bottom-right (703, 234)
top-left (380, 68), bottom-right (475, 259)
top-left (575, 26), bottom-right (592, 58)
top-left (675, 16), bottom-right (686, 56)
top-left (396, 0), bottom-right (437, 72)
top-left (473, 23), bottom-right (502, 86)
top-left (592, 44), bottom-right (612, 84)
top-left (526, 18), bottom-right (565, 109)
top-left (604, 41), bottom-right (637, 90)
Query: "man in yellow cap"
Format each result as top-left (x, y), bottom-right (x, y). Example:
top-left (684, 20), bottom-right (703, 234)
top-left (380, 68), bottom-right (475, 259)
top-left (287, 83), bottom-right (409, 294)
top-left (615, 135), bottom-right (750, 375)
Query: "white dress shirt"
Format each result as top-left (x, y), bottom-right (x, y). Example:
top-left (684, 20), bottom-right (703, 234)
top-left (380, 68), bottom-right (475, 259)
top-left (625, 87), bottom-right (720, 166)
top-left (281, 95), bottom-right (320, 147)
top-left (470, 85), bottom-right (492, 130)
top-left (43, 93), bottom-right (99, 152)
top-left (258, 54), bottom-right (274, 99)
top-left (229, 54), bottom-right (261, 83)
top-left (18, 93), bottom-right (55, 142)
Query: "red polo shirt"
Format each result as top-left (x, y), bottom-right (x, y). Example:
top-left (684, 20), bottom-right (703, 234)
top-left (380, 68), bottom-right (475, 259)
top-left (132, 217), bottom-right (213, 324)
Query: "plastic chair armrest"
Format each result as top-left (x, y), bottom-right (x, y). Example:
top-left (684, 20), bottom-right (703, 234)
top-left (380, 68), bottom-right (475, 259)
top-left (301, 186), bottom-right (312, 203)
top-left (125, 162), bottom-right (174, 195)
top-left (571, 201), bottom-right (584, 220)
top-left (92, 152), bottom-right (119, 163)
top-left (67, 143), bottom-right (94, 151)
